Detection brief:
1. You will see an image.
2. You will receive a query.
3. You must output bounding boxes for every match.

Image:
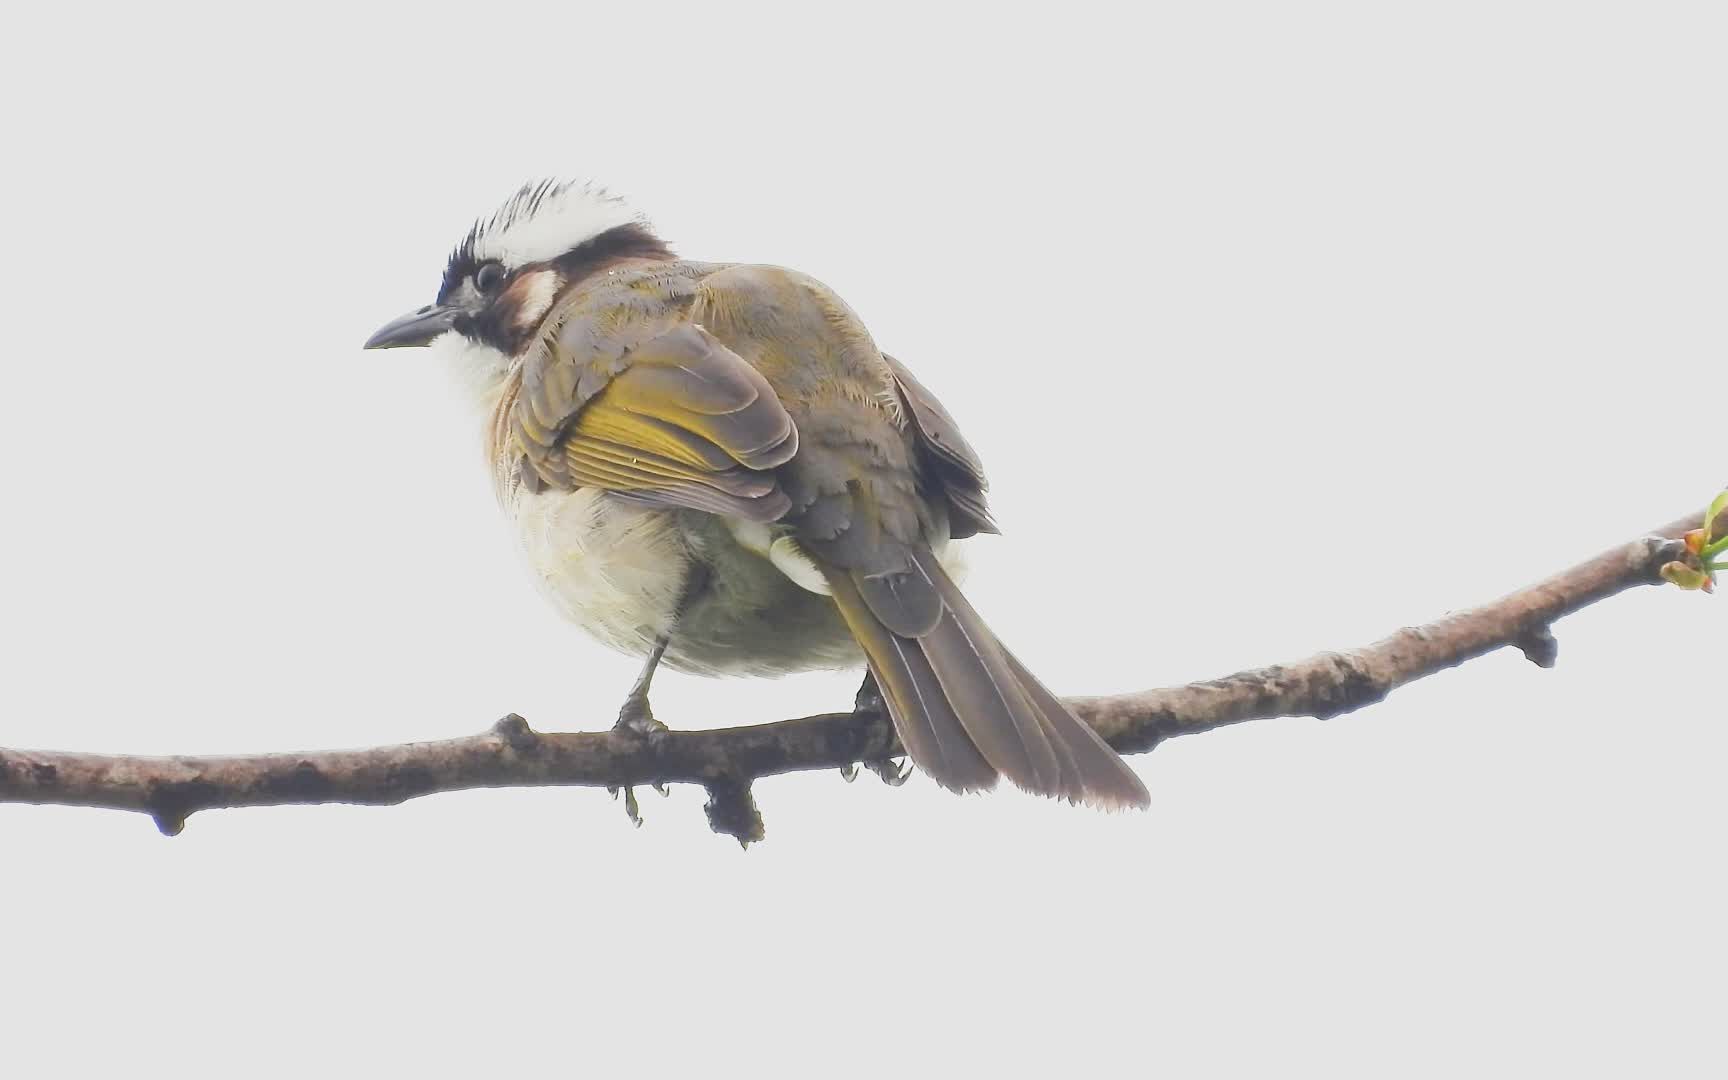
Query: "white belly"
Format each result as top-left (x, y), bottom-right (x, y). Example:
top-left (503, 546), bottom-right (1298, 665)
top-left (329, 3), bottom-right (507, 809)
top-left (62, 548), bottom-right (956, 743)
top-left (509, 487), bottom-right (692, 660)
top-left (504, 487), bottom-right (866, 677)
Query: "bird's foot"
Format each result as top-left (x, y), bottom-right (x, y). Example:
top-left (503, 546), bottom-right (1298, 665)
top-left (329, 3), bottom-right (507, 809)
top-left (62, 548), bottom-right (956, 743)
top-left (602, 783), bottom-right (669, 827)
top-left (864, 757), bottom-right (911, 786)
top-left (608, 695), bottom-right (672, 826)
top-left (613, 695), bottom-right (670, 742)
top-left (845, 672), bottom-right (905, 784)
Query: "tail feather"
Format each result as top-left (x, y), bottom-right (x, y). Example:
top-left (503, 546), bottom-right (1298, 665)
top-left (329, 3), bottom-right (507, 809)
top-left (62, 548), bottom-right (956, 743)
top-left (829, 574), bottom-right (995, 793)
top-left (912, 559), bottom-right (1067, 797)
top-left (823, 547), bottom-right (1150, 810)
top-left (999, 648), bottom-right (1152, 810)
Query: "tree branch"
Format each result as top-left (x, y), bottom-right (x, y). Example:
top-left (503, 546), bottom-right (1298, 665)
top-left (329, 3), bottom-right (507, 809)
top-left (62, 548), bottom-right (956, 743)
top-left (1, 509), bottom-right (1717, 843)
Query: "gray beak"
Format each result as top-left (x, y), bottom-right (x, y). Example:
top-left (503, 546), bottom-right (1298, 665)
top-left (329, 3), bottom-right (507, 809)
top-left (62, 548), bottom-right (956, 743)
top-left (363, 305), bottom-right (459, 350)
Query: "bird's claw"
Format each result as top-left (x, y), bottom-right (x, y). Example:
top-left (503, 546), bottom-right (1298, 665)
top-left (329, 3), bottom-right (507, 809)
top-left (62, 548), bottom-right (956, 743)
top-left (838, 762), bottom-right (860, 783)
top-left (864, 757), bottom-right (911, 787)
top-left (607, 784), bottom-right (646, 827)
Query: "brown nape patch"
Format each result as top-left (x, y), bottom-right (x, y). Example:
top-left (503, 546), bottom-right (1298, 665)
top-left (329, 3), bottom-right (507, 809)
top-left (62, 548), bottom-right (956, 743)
top-left (552, 222), bottom-right (674, 287)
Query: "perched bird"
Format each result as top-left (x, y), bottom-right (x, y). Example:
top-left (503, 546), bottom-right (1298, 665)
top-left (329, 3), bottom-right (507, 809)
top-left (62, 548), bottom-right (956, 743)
top-left (365, 180), bottom-right (1148, 808)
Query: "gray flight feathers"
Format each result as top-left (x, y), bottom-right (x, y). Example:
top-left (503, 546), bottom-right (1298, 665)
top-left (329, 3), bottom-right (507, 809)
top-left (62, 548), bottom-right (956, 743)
top-left (881, 353), bottom-right (1000, 539)
top-left (828, 548), bottom-right (1150, 810)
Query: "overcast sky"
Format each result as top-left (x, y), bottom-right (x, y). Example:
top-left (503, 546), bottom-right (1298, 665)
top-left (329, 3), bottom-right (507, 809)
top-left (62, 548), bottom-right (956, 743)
top-left (2, 2), bottom-right (1722, 1076)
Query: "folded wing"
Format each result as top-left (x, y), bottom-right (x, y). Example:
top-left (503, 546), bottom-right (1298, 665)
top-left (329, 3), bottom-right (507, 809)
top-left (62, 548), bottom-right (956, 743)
top-left (514, 324), bottom-right (799, 520)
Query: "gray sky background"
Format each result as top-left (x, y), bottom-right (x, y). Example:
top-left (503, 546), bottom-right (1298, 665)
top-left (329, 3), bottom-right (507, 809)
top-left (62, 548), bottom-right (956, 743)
top-left (2, 2), bottom-right (1722, 1076)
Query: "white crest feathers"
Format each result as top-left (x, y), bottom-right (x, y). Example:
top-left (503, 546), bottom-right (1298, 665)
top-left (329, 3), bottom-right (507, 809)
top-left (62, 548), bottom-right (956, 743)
top-left (458, 179), bottom-right (648, 268)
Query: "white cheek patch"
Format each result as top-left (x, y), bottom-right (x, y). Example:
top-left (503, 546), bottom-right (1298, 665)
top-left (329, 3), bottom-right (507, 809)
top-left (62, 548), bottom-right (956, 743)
top-left (511, 271), bottom-right (560, 331)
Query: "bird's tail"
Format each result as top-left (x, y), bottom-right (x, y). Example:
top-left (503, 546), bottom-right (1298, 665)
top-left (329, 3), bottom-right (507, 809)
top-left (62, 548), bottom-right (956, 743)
top-left (824, 547), bottom-right (1149, 809)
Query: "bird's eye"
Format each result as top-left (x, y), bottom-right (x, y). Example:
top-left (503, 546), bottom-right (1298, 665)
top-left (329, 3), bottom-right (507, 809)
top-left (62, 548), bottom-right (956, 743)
top-left (474, 262), bottom-right (505, 294)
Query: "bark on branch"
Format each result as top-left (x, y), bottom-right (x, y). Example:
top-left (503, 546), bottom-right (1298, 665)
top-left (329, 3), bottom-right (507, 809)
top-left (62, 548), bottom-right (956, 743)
top-left (1, 510), bottom-right (1717, 843)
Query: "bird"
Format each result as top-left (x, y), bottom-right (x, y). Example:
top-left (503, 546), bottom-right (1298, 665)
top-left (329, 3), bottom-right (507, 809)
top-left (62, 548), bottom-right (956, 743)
top-left (364, 179), bottom-right (1149, 809)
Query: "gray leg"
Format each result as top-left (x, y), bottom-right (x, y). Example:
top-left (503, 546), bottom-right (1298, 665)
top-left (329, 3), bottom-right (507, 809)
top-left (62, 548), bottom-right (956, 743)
top-left (612, 562), bottom-right (709, 739)
top-left (836, 670), bottom-right (882, 782)
top-left (607, 568), bottom-right (710, 826)
top-left (847, 668), bottom-right (909, 786)
top-left (608, 636), bottom-right (673, 826)
top-left (614, 635), bottom-right (671, 737)
top-left (853, 669), bottom-right (884, 715)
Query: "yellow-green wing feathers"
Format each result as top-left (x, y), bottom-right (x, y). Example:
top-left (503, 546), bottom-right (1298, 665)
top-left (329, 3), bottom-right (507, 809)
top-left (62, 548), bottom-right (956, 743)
top-left (514, 323), bottom-right (798, 521)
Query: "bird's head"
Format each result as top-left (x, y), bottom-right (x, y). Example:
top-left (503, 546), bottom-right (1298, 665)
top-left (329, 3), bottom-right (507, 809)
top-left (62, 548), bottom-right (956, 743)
top-left (363, 179), bottom-right (672, 372)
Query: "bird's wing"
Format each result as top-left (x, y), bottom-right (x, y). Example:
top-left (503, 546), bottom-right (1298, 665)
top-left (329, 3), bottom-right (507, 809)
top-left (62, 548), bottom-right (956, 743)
top-left (512, 323), bottom-right (798, 520)
top-left (880, 353), bottom-right (998, 538)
